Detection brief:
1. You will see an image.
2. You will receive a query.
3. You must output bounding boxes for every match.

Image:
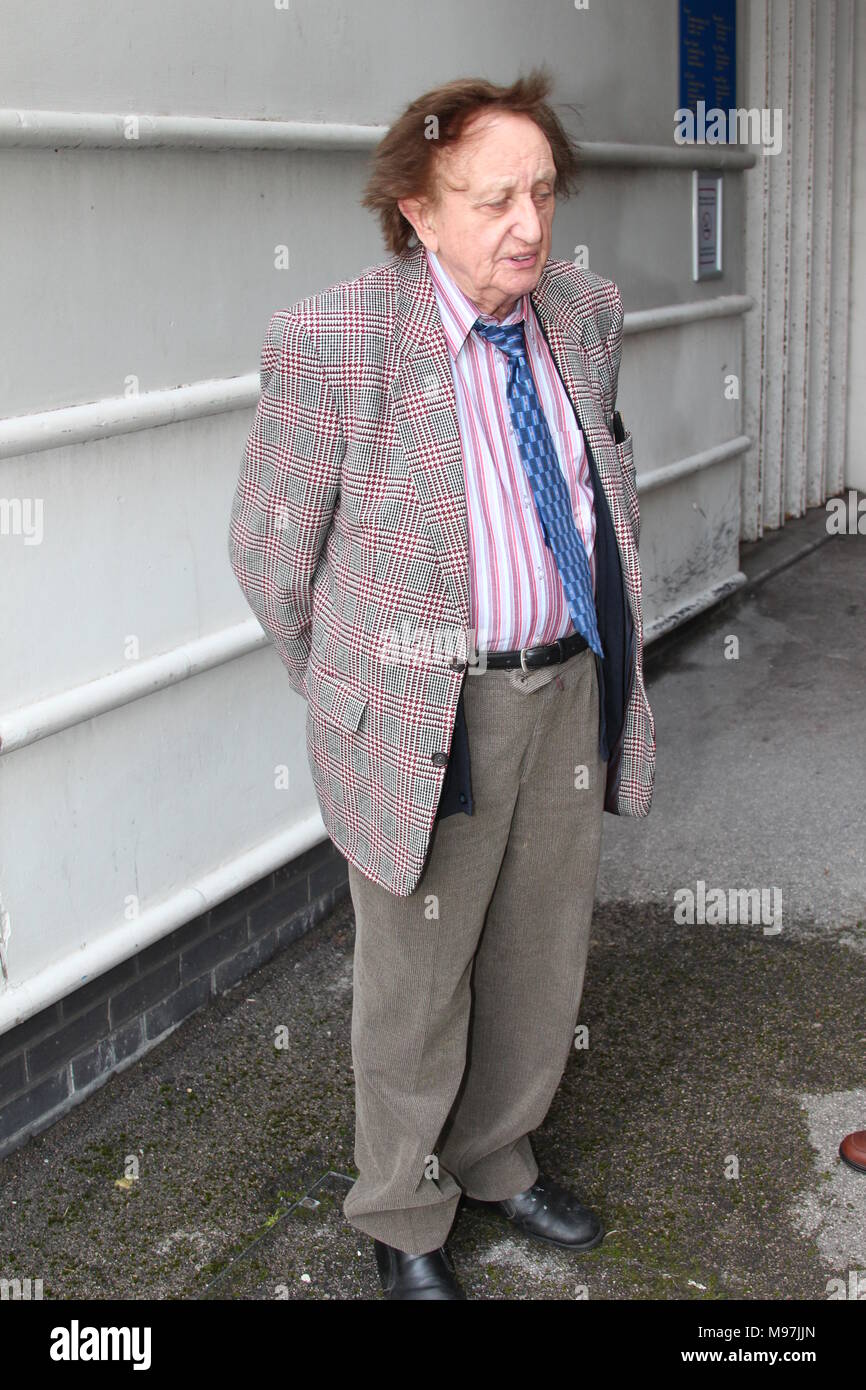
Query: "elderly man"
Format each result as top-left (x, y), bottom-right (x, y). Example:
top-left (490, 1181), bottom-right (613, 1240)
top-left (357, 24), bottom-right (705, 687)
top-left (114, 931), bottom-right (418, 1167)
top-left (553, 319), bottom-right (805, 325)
top-left (228, 70), bottom-right (655, 1300)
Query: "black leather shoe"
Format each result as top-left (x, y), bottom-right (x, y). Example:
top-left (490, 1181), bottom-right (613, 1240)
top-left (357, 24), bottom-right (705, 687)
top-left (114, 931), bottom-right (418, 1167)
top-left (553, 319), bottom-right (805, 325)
top-left (463, 1173), bottom-right (604, 1251)
top-left (373, 1238), bottom-right (467, 1299)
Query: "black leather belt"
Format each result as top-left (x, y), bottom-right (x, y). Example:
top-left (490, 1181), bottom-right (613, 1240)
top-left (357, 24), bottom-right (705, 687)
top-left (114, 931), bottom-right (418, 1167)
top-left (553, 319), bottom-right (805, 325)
top-left (480, 629), bottom-right (588, 671)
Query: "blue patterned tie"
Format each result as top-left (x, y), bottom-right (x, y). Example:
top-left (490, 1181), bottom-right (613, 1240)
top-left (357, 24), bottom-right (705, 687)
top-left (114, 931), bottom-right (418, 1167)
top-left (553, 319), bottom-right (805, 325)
top-left (473, 317), bottom-right (604, 659)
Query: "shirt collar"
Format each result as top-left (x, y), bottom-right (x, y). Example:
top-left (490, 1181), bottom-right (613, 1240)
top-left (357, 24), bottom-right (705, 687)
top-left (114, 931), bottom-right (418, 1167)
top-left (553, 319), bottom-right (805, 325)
top-left (425, 248), bottom-right (531, 360)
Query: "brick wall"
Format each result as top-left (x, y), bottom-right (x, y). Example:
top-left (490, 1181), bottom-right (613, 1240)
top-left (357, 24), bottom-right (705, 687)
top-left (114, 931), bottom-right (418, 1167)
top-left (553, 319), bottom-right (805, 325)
top-left (0, 839), bottom-right (350, 1159)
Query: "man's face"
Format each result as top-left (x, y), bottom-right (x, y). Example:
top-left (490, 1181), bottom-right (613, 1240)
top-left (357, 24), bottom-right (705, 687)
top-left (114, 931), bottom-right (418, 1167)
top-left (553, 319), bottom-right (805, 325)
top-left (399, 110), bottom-right (556, 320)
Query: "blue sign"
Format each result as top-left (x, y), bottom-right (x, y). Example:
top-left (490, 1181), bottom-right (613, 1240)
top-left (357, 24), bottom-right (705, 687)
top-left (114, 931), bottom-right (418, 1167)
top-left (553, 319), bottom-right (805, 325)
top-left (679, 0), bottom-right (736, 125)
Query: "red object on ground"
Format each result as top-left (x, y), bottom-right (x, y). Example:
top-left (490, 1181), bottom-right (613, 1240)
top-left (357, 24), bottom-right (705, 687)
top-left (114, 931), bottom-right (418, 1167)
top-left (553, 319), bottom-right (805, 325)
top-left (839, 1130), bottom-right (866, 1173)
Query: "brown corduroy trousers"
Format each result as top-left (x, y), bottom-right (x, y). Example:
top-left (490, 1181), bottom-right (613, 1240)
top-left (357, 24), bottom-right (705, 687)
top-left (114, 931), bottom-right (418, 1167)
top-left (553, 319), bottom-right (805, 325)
top-left (343, 643), bottom-right (607, 1255)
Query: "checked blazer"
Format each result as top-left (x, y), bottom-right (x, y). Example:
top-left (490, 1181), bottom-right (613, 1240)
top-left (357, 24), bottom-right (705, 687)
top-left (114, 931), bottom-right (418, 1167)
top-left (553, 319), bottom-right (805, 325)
top-left (228, 241), bottom-right (656, 897)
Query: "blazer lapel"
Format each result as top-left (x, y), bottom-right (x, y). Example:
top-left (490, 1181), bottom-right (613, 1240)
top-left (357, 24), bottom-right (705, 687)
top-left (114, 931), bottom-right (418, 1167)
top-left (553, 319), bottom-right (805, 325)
top-left (529, 261), bottom-right (607, 407)
top-left (389, 245), bottom-right (472, 631)
top-left (530, 267), bottom-right (631, 571)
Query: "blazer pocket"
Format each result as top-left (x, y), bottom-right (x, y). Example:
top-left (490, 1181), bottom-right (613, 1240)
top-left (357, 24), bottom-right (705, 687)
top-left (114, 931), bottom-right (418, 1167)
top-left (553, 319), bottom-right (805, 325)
top-left (306, 664), bottom-right (369, 733)
top-left (613, 429), bottom-right (640, 544)
top-left (613, 428), bottom-right (635, 481)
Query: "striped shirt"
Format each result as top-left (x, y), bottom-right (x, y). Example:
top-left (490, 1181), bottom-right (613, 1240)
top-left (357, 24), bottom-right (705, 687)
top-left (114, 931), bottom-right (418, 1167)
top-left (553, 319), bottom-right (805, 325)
top-left (425, 248), bottom-right (597, 654)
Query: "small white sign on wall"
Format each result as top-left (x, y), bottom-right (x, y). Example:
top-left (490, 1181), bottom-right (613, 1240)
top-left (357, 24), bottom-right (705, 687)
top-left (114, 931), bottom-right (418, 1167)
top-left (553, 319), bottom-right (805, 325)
top-left (692, 172), bottom-right (723, 280)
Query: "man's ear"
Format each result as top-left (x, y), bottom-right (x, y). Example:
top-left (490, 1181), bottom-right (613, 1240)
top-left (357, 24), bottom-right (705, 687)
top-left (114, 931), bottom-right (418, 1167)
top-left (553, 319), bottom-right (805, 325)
top-left (398, 196), bottom-right (438, 252)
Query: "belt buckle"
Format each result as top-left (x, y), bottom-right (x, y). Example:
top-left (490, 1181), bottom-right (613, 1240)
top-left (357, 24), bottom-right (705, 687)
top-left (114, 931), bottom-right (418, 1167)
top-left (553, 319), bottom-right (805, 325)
top-left (520, 638), bottom-right (563, 673)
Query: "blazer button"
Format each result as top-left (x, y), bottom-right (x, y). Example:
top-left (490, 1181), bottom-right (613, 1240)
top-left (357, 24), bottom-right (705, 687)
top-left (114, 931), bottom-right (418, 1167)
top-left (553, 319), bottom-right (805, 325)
top-left (449, 656), bottom-right (466, 672)
top-left (431, 751), bottom-right (449, 767)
